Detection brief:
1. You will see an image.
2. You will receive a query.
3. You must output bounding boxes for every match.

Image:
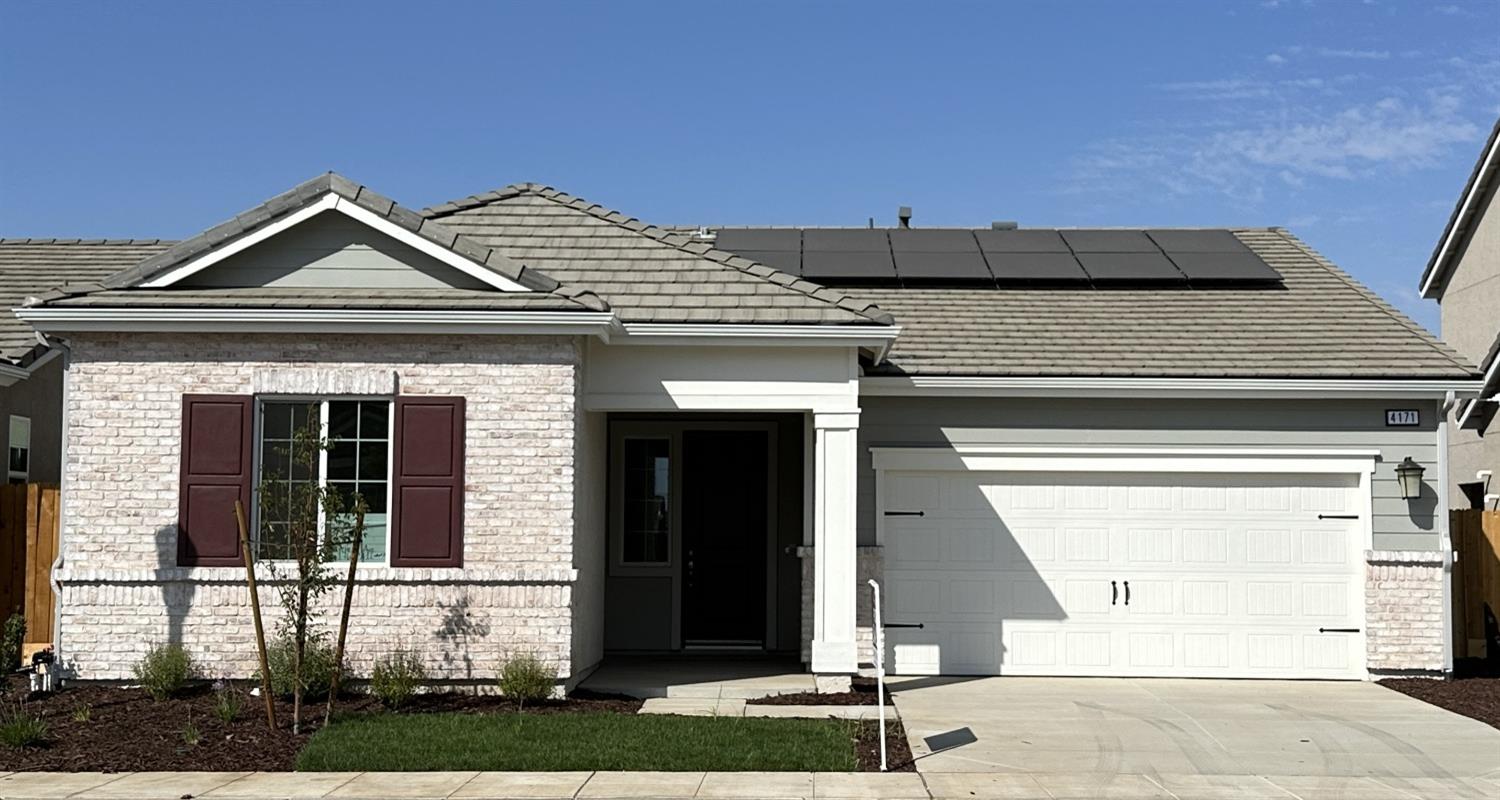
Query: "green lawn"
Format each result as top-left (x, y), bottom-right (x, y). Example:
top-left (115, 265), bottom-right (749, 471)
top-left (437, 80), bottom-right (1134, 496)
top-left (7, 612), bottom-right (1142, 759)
top-left (296, 712), bottom-right (860, 772)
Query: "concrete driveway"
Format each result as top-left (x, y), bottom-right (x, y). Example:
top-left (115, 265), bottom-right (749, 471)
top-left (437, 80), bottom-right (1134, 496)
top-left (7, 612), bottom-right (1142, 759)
top-left (890, 676), bottom-right (1500, 798)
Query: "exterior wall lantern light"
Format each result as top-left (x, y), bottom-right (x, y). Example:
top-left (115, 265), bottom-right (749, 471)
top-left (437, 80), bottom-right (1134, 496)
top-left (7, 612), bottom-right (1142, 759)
top-left (1395, 456), bottom-right (1425, 500)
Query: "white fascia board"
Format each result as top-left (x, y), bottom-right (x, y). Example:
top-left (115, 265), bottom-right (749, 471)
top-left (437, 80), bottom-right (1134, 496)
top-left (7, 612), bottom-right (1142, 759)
top-left (0, 347), bottom-right (64, 386)
top-left (1422, 133), bottom-right (1499, 299)
top-left (1453, 352), bottom-right (1500, 429)
top-left (617, 323), bottom-right (901, 349)
top-left (1456, 397), bottom-right (1495, 429)
top-left (140, 194), bottom-right (529, 292)
top-left (870, 445), bottom-right (1381, 475)
top-left (13, 307), bottom-right (616, 336)
top-left (0, 363), bottom-right (26, 387)
top-left (859, 375), bottom-right (1486, 399)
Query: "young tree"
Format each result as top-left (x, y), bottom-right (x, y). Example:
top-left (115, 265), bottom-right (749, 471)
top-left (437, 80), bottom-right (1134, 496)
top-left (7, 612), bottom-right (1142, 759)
top-left (258, 407), bottom-right (363, 734)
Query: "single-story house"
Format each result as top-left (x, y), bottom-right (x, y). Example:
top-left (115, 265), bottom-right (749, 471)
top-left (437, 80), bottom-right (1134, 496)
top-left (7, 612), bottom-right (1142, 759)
top-left (11, 173), bottom-right (1482, 687)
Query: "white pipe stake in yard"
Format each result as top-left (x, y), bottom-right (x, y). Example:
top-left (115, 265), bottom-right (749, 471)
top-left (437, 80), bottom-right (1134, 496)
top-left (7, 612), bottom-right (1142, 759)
top-left (868, 578), bottom-right (887, 772)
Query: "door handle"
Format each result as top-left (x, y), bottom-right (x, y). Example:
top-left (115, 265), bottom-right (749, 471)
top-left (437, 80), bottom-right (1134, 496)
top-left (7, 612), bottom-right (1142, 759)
top-left (1123, 581), bottom-right (1131, 606)
top-left (1111, 580), bottom-right (1118, 606)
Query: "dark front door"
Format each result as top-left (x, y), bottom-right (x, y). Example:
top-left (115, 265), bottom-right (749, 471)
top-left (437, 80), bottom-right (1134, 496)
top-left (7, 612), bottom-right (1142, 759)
top-left (682, 429), bottom-right (769, 646)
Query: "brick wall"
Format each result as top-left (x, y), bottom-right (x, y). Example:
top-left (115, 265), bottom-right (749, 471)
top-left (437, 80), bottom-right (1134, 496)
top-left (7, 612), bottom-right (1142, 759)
top-left (56, 333), bottom-right (583, 683)
top-left (1365, 550), bottom-right (1447, 674)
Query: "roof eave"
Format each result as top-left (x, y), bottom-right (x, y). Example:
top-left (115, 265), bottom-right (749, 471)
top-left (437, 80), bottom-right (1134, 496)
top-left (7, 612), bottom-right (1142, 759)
top-left (1419, 117), bottom-right (1500, 300)
top-left (860, 374), bottom-right (1486, 400)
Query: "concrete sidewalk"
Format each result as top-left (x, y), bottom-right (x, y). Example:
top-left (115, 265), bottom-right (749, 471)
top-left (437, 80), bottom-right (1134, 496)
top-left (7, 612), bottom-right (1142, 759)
top-left (2, 769), bottom-right (1497, 799)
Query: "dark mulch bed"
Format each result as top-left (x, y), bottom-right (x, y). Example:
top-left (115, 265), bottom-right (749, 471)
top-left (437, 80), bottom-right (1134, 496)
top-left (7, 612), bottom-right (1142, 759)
top-left (749, 677), bottom-right (896, 706)
top-left (0, 675), bottom-right (641, 772)
top-left (1378, 658), bottom-right (1500, 731)
top-left (854, 718), bottom-right (915, 772)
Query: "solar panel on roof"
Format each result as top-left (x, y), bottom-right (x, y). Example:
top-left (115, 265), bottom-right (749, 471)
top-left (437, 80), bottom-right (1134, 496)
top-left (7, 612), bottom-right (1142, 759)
top-left (892, 251), bottom-right (992, 281)
top-left (803, 229), bottom-right (889, 252)
top-left (1061, 230), bottom-right (1158, 253)
top-left (985, 252), bottom-right (1091, 282)
top-left (712, 229), bottom-right (802, 251)
top-left (973, 229), bottom-right (1070, 253)
top-left (1076, 252), bottom-right (1186, 282)
top-left (888, 230), bottom-right (979, 253)
top-left (1145, 230), bottom-right (1249, 253)
top-left (801, 251), bottom-right (897, 281)
top-left (730, 250), bottom-right (802, 274)
top-left (1168, 251), bottom-right (1282, 283)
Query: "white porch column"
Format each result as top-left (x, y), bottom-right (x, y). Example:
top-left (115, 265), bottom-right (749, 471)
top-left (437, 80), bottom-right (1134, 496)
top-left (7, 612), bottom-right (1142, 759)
top-left (811, 410), bottom-right (859, 674)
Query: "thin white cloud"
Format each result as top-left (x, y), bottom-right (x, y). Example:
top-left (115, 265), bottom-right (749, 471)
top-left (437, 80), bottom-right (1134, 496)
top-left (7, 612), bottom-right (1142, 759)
top-left (1266, 53), bottom-right (1288, 65)
top-left (1316, 47), bottom-right (1390, 60)
top-left (1067, 93), bottom-right (1481, 205)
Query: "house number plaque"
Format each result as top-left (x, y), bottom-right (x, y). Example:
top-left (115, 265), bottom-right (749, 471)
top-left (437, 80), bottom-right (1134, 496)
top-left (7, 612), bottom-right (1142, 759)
top-left (1385, 409), bottom-right (1420, 427)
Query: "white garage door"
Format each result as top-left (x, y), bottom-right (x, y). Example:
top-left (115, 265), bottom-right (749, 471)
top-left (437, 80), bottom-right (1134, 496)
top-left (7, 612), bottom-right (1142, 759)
top-left (881, 470), bottom-right (1366, 679)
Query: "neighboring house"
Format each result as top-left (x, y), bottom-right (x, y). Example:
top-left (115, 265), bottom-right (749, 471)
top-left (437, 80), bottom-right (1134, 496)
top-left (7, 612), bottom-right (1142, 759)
top-left (1419, 117), bottom-right (1500, 510)
top-left (0, 240), bottom-right (172, 484)
top-left (12, 173), bottom-right (1482, 688)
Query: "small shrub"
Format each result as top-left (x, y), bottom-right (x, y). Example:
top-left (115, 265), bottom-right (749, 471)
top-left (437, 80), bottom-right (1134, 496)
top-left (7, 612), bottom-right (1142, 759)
top-left (71, 702), bottom-right (92, 723)
top-left (262, 633), bottom-right (343, 699)
top-left (0, 612), bottom-right (24, 672)
top-left (181, 718), bottom-right (201, 746)
top-left (497, 653), bottom-right (556, 709)
top-left (0, 702), bottom-right (47, 748)
top-left (132, 643), bottom-right (195, 701)
top-left (211, 679), bottom-right (241, 722)
top-left (371, 648), bottom-right (426, 709)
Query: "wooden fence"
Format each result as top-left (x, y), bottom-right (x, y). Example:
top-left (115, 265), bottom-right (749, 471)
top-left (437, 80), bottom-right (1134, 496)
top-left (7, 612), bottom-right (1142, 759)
top-left (0, 483), bottom-right (60, 657)
top-left (1452, 509), bottom-right (1500, 660)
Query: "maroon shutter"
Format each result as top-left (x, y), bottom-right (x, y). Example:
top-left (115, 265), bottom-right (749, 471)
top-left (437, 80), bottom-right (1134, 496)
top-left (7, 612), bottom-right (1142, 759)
top-left (178, 395), bottom-right (254, 566)
top-left (390, 396), bottom-right (465, 567)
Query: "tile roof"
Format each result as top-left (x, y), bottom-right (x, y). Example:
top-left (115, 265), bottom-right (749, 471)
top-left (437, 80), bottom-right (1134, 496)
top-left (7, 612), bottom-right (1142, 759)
top-left (0, 239), bottom-right (173, 363)
top-left (844, 229), bottom-right (1476, 378)
top-left (422, 184), bottom-right (894, 325)
top-left (94, 173), bottom-right (609, 312)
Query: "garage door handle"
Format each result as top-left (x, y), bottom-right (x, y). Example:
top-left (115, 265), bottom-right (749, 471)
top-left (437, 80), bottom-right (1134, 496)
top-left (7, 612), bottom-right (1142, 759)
top-left (884, 510), bottom-right (925, 517)
top-left (1123, 581), bottom-right (1130, 606)
top-left (1111, 580), bottom-right (1118, 606)
top-left (1318, 627), bottom-right (1361, 633)
top-left (1317, 514), bottom-right (1359, 520)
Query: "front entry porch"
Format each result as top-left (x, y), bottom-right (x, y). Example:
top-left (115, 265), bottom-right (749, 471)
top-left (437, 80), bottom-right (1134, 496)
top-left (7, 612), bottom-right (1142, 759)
top-left (576, 339), bottom-right (870, 682)
top-left (578, 654), bottom-right (813, 699)
top-left (601, 415), bottom-right (805, 656)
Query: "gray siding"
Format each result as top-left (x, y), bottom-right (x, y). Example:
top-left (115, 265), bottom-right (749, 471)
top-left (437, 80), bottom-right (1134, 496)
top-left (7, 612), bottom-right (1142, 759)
top-left (858, 396), bottom-right (1444, 552)
top-left (179, 211), bottom-right (490, 290)
top-left (0, 356), bottom-right (64, 483)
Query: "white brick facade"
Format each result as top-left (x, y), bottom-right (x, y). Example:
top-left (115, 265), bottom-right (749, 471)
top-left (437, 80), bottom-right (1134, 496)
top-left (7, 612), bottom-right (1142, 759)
top-left (57, 333), bottom-right (583, 683)
top-left (1364, 550), bottom-right (1447, 674)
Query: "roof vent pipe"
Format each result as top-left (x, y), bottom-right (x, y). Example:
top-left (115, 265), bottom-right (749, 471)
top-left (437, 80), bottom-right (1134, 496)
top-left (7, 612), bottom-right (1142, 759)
top-left (991, 221), bottom-right (1018, 230)
top-left (898, 207), bottom-right (912, 228)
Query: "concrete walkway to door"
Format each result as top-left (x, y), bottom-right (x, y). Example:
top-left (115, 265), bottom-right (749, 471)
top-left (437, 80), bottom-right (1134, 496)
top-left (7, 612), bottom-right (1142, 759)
top-left (889, 676), bottom-right (1500, 797)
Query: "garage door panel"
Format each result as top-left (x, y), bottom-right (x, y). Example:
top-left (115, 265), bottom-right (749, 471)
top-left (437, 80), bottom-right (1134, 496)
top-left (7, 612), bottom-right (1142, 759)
top-left (1063, 579), bottom-right (1114, 616)
top-left (881, 469), bottom-right (1365, 679)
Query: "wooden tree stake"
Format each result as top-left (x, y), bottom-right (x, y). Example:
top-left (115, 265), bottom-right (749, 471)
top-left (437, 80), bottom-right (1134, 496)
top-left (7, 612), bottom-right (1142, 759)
top-left (324, 505), bottom-right (366, 728)
top-left (236, 499), bottom-right (277, 731)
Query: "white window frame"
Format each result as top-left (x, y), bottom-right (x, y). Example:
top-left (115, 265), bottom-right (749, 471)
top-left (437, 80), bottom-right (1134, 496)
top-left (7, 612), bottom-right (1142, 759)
top-left (252, 395), bottom-right (394, 566)
top-left (7, 415), bottom-right (29, 484)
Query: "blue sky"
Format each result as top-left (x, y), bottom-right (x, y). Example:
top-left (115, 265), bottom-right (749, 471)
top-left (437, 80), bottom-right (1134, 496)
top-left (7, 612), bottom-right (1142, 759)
top-left (2, 1), bottom-right (1497, 332)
